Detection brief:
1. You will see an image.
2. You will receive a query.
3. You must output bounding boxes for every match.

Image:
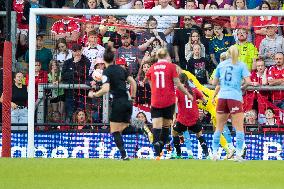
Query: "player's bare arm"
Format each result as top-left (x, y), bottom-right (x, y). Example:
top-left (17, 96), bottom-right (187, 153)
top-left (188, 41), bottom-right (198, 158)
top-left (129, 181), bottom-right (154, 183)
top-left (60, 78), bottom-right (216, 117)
top-left (173, 77), bottom-right (193, 101)
top-left (88, 83), bottom-right (110, 98)
top-left (127, 76), bottom-right (137, 99)
top-left (241, 76), bottom-right (252, 90)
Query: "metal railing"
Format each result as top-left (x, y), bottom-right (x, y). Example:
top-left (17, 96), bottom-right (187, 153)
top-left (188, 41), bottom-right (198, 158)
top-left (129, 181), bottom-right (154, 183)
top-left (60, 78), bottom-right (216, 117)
top-left (37, 83), bottom-right (109, 124)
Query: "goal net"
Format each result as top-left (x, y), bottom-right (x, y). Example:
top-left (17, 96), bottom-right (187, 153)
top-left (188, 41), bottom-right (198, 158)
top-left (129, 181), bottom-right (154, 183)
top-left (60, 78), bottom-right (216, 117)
top-left (23, 8), bottom-right (284, 159)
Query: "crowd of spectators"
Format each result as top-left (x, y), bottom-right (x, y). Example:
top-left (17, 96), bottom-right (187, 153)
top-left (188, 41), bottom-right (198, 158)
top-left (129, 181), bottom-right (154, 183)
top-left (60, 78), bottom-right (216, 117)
top-left (0, 0), bottom-right (284, 131)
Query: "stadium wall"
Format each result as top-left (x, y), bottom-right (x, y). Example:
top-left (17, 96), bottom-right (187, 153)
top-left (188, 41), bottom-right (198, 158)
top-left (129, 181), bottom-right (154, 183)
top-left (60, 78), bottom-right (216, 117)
top-left (0, 133), bottom-right (283, 160)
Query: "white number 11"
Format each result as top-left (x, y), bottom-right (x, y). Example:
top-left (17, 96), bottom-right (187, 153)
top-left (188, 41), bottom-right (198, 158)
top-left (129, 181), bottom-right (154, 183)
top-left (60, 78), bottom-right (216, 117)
top-left (154, 71), bottom-right (165, 88)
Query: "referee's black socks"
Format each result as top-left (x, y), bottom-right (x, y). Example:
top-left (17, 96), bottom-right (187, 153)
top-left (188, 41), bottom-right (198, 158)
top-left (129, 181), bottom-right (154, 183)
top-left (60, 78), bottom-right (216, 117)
top-left (197, 136), bottom-right (209, 157)
top-left (112, 132), bottom-right (127, 158)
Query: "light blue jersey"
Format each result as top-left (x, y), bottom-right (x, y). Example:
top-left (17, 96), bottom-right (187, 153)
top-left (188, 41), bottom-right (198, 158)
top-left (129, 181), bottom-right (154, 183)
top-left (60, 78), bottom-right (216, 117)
top-left (215, 59), bottom-right (250, 101)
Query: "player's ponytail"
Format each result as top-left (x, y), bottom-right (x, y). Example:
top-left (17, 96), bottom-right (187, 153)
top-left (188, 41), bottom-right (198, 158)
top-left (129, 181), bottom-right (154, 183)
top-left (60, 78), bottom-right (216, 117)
top-left (103, 47), bottom-right (115, 64)
top-left (156, 48), bottom-right (169, 60)
top-left (228, 45), bottom-right (239, 65)
top-left (179, 73), bottom-right (193, 95)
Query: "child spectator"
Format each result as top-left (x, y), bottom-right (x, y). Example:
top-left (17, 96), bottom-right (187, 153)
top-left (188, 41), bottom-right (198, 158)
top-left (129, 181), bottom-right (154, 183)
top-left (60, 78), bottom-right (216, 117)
top-left (187, 44), bottom-right (209, 84)
top-left (48, 60), bottom-right (65, 118)
top-left (82, 30), bottom-right (105, 75)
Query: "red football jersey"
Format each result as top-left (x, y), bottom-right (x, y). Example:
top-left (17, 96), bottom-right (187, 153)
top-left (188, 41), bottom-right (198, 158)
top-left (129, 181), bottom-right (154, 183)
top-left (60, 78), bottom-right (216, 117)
top-left (268, 65), bottom-right (284, 101)
top-left (176, 87), bottom-right (203, 126)
top-left (146, 61), bottom-right (178, 108)
top-left (250, 70), bottom-right (269, 98)
top-left (51, 19), bottom-right (80, 35)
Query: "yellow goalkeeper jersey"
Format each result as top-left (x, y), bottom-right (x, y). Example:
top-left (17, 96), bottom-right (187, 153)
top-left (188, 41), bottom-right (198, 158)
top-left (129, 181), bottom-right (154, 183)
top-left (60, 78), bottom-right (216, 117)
top-left (235, 42), bottom-right (258, 71)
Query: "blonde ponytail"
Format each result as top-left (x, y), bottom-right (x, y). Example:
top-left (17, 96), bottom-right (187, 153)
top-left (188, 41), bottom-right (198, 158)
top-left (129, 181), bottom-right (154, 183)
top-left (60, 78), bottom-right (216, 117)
top-left (156, 48), bottom-right (169, 60)
top-left (228, 45), bottom-right (239, 64)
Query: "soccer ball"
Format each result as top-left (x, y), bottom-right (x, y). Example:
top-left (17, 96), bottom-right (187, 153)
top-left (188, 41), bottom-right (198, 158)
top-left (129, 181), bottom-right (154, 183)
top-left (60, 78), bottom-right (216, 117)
top-left (92, 69), bottom-right (103, 82)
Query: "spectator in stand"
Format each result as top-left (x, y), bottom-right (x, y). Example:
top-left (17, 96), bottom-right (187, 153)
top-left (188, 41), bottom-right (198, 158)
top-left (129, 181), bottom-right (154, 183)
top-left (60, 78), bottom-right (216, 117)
top-left (82, 30), bottom-right (105, 75)
top-left (46, 111), bottom-right (63, 131)
top-left (235, 28), bottom-right (258, 71)
top-left (173, 16), bottom-right (202, 69)
top-left (251, 58), bottom-right (268, 86)
top-left (267, 0), bottom-right (281, 10)
top-left (209, 24), bottom-right (235, 66)
top-left (250, 58), bottom-right (269, 98)
top-left (253, 1), bottom-right (279, 50)
top-left (25, 60), bottom-right (48, 101)
top-left (53, 38), bottom-right (72, 70)
top-left (136, 61), bottom-right (151, 106)
top-left (51, 16), bottom-right (81, 47)
top-left (78, 21), bottom-right (103, 47)
top-left (0, 72), bottom-right (28, 130)
top-left (13, 0), bottom-right (29, 47)
top-left (267, 52), bottom-right (284, 109)
top-left (185, 30), bottom-right (206, 61)
top-left (25, 34), bottom-right (53, 72)
top-left (48, 60), bottom-right (65, 118)
top-left (246, 0), bottom-right (262, 9)
top-left (138, 16), bottom-right (167, 52)
top-left (126, 0), bottom-right (148, 43)
top-left (113, 0), bottom-right (135, 8)
top-left (205, 0), bottom-right (232, 9)
top-left (181, 0), bottom-right (203, 27)
top-left (230, 0), bottom-right (252, 42)
top-left (62, 44), bottom-right (92, 122)
top-left (81, 0), bottom-right (102, 27)
top-left (108, 18), bottom-right (136, 50)
top-left (72, 109), bottom-right (91, 130)
top-left (187, 44), bottom-right (209, 84)
top-left (201, 21), bottom-right (214, 61)
top-left (136, 111), bottom-right (153, 143)
top-left (90, 58), bottom-right (105, 123)
top-left (152, 0), bottom-right (178, 54)
top-left (116, 33), bottom-right (142, 77)
top-left (259, 24), bottom-right (284, 67)
top-left (99, 15), bottom-right (118, 45)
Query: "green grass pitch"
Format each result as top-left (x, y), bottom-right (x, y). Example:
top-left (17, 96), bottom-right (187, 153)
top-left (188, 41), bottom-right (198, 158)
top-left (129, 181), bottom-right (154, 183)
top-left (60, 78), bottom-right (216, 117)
top-left (0, 158), bottom-right (283, 189)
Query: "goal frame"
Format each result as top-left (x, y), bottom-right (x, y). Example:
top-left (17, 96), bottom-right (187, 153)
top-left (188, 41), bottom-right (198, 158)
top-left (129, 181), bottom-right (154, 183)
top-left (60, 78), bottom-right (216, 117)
top-left (28, 8), bottom-right (284, 158)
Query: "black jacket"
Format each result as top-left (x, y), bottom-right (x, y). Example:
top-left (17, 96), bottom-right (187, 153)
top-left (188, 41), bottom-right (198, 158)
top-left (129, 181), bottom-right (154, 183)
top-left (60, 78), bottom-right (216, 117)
top-left (62, 55), bottom-right (92, 85)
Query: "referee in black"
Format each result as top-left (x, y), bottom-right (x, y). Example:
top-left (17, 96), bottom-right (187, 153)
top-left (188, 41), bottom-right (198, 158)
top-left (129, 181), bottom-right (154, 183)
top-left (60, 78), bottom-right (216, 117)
top-left (88, 47), bottom-right (137, 160)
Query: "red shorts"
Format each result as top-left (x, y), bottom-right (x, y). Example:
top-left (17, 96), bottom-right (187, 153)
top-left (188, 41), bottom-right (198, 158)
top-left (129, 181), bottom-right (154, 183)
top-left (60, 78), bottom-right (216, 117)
top-left (216, 99), bottom-right (243, 114)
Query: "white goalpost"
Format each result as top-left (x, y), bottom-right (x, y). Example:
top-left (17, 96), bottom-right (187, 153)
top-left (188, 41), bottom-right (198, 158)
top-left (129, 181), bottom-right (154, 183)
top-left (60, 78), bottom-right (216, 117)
top-left (28, 8), bottom-right (284, 158)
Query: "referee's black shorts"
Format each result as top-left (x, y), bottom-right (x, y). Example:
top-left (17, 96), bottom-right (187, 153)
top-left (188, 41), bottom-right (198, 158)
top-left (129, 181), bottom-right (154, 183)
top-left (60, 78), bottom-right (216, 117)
top-left (109, 97), bottom-right (132, 123)
top-left (173, 121), bottom-right (202, 134)
top-left (151, 104), bottom-right (175, 120)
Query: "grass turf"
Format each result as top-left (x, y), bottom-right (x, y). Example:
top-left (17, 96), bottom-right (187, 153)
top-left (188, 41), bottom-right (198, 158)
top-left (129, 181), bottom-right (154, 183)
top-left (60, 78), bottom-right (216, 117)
top-left (0, 158), bottom-right (283, 189)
